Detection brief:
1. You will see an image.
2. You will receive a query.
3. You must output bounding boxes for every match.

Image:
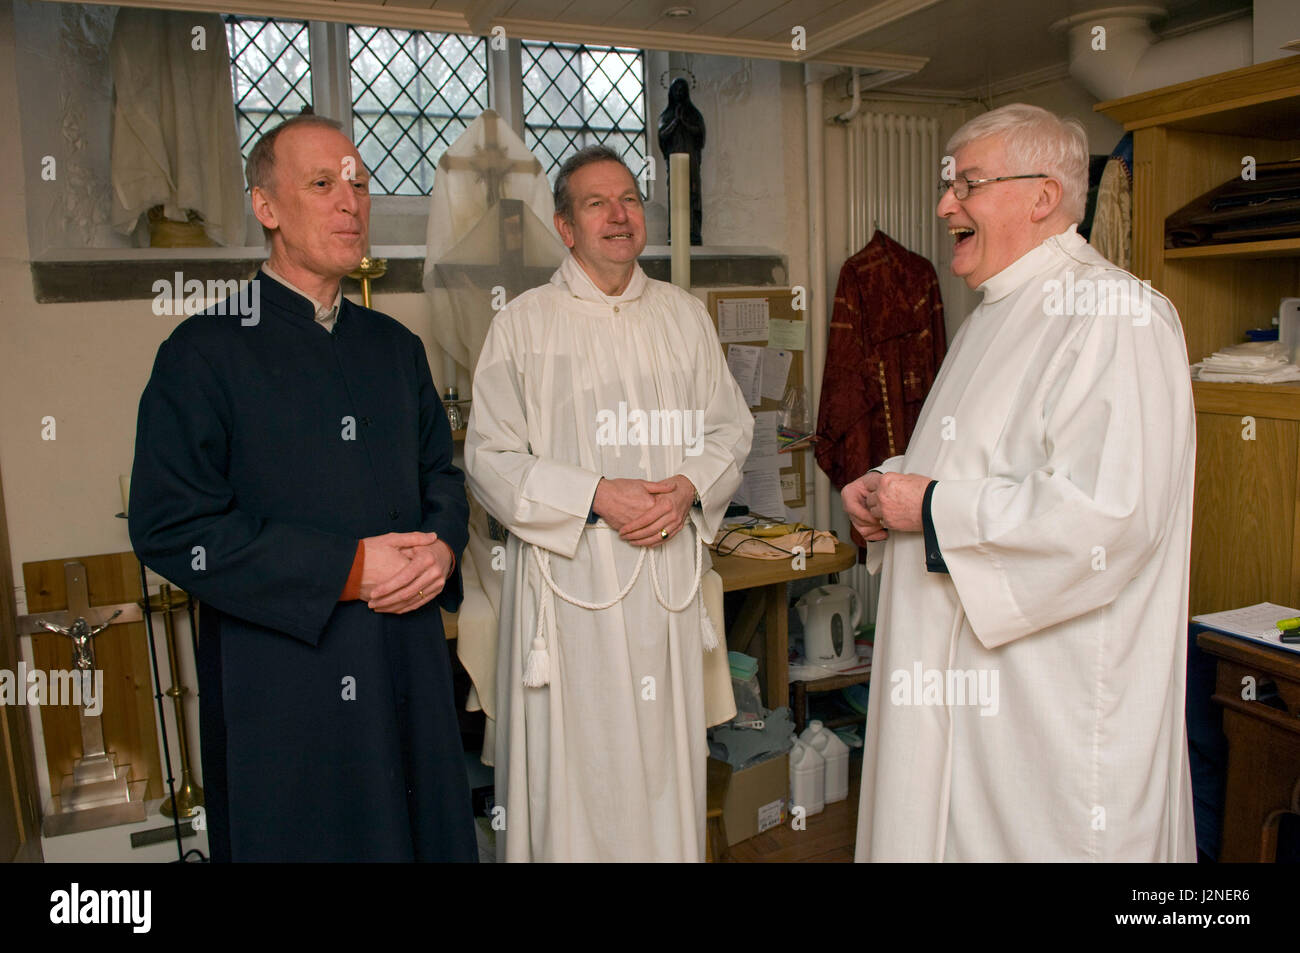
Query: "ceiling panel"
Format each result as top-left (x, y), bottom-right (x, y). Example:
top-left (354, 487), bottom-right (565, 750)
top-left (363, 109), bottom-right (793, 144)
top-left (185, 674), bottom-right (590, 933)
top-left (502, 0), bottom-right (574, 19)
top-left (750, 0), bottom-right (868, 43)
top-left (727, 0), bottom-right (851, 40)
top-left (554, 0), bottom-right (639, 27)
top-left (614, 0), bottom-right (745, 33)
top-left (834, 0), bottom-right (1068, 50)
top-left (380, 0), bottom-right (444, 11)
top-left (693, 0), bottom-right (790, 36)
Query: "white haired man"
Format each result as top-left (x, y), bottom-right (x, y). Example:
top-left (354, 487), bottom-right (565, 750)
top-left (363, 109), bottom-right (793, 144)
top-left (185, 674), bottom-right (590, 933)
top-left (843, 103), bottom-right (1197, 861)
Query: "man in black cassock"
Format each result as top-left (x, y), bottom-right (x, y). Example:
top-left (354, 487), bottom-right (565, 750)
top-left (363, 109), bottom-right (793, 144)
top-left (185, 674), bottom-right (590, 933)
top-left (129, 115), bottom-right (477, 861)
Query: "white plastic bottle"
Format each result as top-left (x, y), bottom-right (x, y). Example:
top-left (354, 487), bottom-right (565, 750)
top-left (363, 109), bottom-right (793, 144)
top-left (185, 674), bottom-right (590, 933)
top-left (788, 738), bottom-right (826, 817)
top-left (801, 720), bottom-right (850, 803)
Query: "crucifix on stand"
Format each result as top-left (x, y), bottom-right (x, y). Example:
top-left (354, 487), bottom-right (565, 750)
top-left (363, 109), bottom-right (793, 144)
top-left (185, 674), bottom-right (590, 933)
top-left (18, 561), bottom-right (148, 835)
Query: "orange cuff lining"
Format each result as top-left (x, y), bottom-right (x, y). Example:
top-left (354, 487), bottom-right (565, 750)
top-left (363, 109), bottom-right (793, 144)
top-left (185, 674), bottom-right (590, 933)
top-left (340, 540), bottom-right (364, 601)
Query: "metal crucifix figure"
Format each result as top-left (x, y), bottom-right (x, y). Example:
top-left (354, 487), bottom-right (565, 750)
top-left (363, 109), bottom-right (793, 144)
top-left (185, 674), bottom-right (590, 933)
top-left (37, 610), bottom-right (122, 672)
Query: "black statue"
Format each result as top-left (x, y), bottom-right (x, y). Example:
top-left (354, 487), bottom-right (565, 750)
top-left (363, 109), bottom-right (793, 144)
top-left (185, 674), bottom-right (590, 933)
top-left (658, 78), bottom-right (705, 245)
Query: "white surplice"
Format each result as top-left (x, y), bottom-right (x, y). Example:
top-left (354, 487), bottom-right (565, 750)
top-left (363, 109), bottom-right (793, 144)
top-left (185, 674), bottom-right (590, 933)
top-left (465, 254), bottom-right (752, 862)
top-left (857, 225), bottom-right (1198, 862)
top-left (109, 10), bottom-right (246, 246)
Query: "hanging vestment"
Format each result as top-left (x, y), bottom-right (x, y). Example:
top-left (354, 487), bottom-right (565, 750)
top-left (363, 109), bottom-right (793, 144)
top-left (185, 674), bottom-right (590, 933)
top-left (109, 9), bottom-right (246, 245)
top-left (1091, 133), bottom-right (1133, 268)
top-left (816, 231), bottom-right (946, 544)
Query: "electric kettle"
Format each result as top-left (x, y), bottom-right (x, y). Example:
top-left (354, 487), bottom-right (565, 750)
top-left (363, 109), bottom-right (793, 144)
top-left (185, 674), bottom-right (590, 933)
top-left (795, 585), bottom-right (862, 671)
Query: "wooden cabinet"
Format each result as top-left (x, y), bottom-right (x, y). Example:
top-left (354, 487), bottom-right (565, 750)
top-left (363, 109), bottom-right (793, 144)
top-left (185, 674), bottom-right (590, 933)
top-left (1097, 58), bottom-right (1300, 616)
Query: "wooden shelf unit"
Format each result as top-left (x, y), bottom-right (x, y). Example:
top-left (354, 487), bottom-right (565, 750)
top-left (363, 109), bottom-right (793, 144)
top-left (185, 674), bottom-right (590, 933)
top-left (1097, 57), bottom-right (1300, 616)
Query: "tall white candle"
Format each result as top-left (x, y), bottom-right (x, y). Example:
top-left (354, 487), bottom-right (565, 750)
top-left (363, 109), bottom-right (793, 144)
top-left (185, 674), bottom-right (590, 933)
top-left (670, 152), bottom-right (690, 290)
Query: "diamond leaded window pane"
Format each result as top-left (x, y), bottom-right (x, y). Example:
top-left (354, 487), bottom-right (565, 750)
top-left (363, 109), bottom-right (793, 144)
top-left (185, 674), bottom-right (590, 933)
top-left (349, 27), bottom-right (488, 195)
top-left (225, 16), bottom-right (312, 163)
top-left (522, 42), bottom-right (646, 183)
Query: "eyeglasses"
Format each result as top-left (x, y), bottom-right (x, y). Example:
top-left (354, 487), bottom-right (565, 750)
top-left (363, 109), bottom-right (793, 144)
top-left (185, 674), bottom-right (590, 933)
top-left (937, 173), bottom-right (1049, 201)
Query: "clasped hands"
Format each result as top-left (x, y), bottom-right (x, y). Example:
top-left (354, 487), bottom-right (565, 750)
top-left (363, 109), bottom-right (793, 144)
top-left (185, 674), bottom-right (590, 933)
top-left (359, 532), bottom-right (454, 613)
top-left (593, 475), bottom-right (696, 547)
top-left (841, 470), bottom-right (933, 542)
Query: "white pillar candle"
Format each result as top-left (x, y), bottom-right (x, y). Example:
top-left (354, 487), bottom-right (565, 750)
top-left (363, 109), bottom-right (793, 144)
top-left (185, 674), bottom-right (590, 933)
top-left (670, 152), bottom-right (690, 290)
top-left (119, 474), bottom-right (131, 516)
top-left (443, 353), bottom-right (457, 398)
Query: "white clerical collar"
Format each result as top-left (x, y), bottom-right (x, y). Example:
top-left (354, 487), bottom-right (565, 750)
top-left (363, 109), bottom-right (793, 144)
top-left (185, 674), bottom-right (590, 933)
top-left (977, 224), bottom-right (1083, 303)
top-left (556, 253), bottom-right (648, 305)
top-left (262, 262), bottom-right (343, 329)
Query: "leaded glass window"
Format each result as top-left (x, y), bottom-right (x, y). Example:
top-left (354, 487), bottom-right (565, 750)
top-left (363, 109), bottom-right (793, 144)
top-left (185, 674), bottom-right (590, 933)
top-left (349, 27), bottom-right (489, 195)
top-left (225, 16), bottom-right (312, 161)
top-left (522, 42), bottom-right (646, 183)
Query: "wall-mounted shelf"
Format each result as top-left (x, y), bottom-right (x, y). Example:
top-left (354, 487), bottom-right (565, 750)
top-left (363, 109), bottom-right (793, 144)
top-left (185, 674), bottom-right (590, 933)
top-left (1166, 238), bottom-right (1300, 261)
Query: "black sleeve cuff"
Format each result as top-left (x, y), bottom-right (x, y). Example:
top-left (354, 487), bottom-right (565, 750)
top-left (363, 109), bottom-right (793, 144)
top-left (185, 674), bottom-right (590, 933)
top-left (922, 480), bottom-right (949, 574)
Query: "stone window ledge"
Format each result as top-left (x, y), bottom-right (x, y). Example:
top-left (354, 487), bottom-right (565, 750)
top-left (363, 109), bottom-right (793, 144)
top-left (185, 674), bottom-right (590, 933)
top-left (30, 246), bottom-right (788, 303)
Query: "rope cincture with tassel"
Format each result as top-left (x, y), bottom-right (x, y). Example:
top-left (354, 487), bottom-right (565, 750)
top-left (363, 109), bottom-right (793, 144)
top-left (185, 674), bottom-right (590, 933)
top-left (523, 521), bottom-right (716, 688)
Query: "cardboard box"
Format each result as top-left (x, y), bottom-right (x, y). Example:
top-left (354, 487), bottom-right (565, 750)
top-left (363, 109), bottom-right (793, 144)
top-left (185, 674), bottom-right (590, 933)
top-left (719, 751), bottom-right (789, 846)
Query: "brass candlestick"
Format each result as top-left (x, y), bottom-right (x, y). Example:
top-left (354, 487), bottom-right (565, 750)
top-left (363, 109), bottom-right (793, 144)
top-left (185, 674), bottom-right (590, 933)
top-left (348, 256), bottom-right (388, 309)
top-left (143, 583), bottom-right (204, 819)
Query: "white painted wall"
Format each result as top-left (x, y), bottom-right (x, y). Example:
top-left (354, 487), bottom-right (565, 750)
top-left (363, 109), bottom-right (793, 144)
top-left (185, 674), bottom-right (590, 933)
top-left (1253, 0), bottom-right (1300, 63)
top-left (642, 51), bottom-right (790, 255)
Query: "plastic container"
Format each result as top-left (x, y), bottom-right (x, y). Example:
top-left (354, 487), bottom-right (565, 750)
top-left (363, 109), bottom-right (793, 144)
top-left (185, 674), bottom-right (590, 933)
top-left (1281, 298), bottom-right (1300, 367)
top-left (788, 738), bottom-right (825, 817)
top-left (801, 720), bottom-right (850, 803)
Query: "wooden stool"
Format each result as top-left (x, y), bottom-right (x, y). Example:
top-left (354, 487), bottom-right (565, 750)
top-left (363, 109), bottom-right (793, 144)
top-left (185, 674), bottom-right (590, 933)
top-left (706, 757), bottom-right (733, 862)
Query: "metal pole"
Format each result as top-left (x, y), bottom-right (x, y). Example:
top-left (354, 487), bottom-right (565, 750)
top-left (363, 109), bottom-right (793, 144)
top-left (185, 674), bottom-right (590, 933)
top-left (138, 560), bottom-right (184, 861)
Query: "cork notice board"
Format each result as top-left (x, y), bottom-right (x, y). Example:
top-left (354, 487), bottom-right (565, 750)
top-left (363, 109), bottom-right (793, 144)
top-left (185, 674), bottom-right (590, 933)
top-left (707, 289), bottom-right (807, 510)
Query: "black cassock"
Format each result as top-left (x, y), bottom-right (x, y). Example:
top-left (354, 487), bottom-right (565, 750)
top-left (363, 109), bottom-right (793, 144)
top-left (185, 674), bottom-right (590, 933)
top-left (129, 272), bottom-right (476, 861)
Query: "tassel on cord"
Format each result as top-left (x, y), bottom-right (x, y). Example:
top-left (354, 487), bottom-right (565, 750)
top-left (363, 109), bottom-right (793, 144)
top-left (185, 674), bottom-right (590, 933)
top-left (523, 635), bottom-right (550, 687)
top-left (523, 562), bottom-right (554, 687)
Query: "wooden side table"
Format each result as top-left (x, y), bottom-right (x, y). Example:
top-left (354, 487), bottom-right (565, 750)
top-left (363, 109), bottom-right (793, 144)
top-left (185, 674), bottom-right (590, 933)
top-left (1196, 630), bottom-right (1300, 862)
top-left (709, 540), bottom-right (857, 710)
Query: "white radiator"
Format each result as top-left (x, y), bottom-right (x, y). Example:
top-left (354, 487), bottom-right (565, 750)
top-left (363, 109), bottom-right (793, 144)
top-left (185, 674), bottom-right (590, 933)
top-left (846, 112), bottom-right (942, 265)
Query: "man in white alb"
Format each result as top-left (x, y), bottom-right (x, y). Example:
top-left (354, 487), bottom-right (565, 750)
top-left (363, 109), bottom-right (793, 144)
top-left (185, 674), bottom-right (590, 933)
top-left (465, 145), bottom-right (753, 861)
top-left (844, 104), bottom-right (1197, 861)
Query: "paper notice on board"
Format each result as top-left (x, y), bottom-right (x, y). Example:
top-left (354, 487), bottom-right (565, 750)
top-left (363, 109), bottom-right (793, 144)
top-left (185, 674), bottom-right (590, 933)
top-left (718, 298), bottom-right (770, 343)
top-left (726, 344), bottom-right (763, 407)
top-left (767, 319), bottom-right (805, 350)
top-left (750, 410), bottom-right (780, 458)
top-left (740, 468), bottom-right (785, 519)
top-left (761, 349), bottom-right (793, 402)
top-left (780, 471), bottom-right (802, 502)
top-left (743, 451), bottom-right (782, 473)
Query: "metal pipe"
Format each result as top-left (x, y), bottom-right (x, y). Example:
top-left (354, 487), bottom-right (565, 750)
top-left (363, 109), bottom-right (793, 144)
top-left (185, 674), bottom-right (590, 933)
top-left (806, 74), bottom-right (831, 531)
top-left (834, 68), bottom-right (862, 124)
